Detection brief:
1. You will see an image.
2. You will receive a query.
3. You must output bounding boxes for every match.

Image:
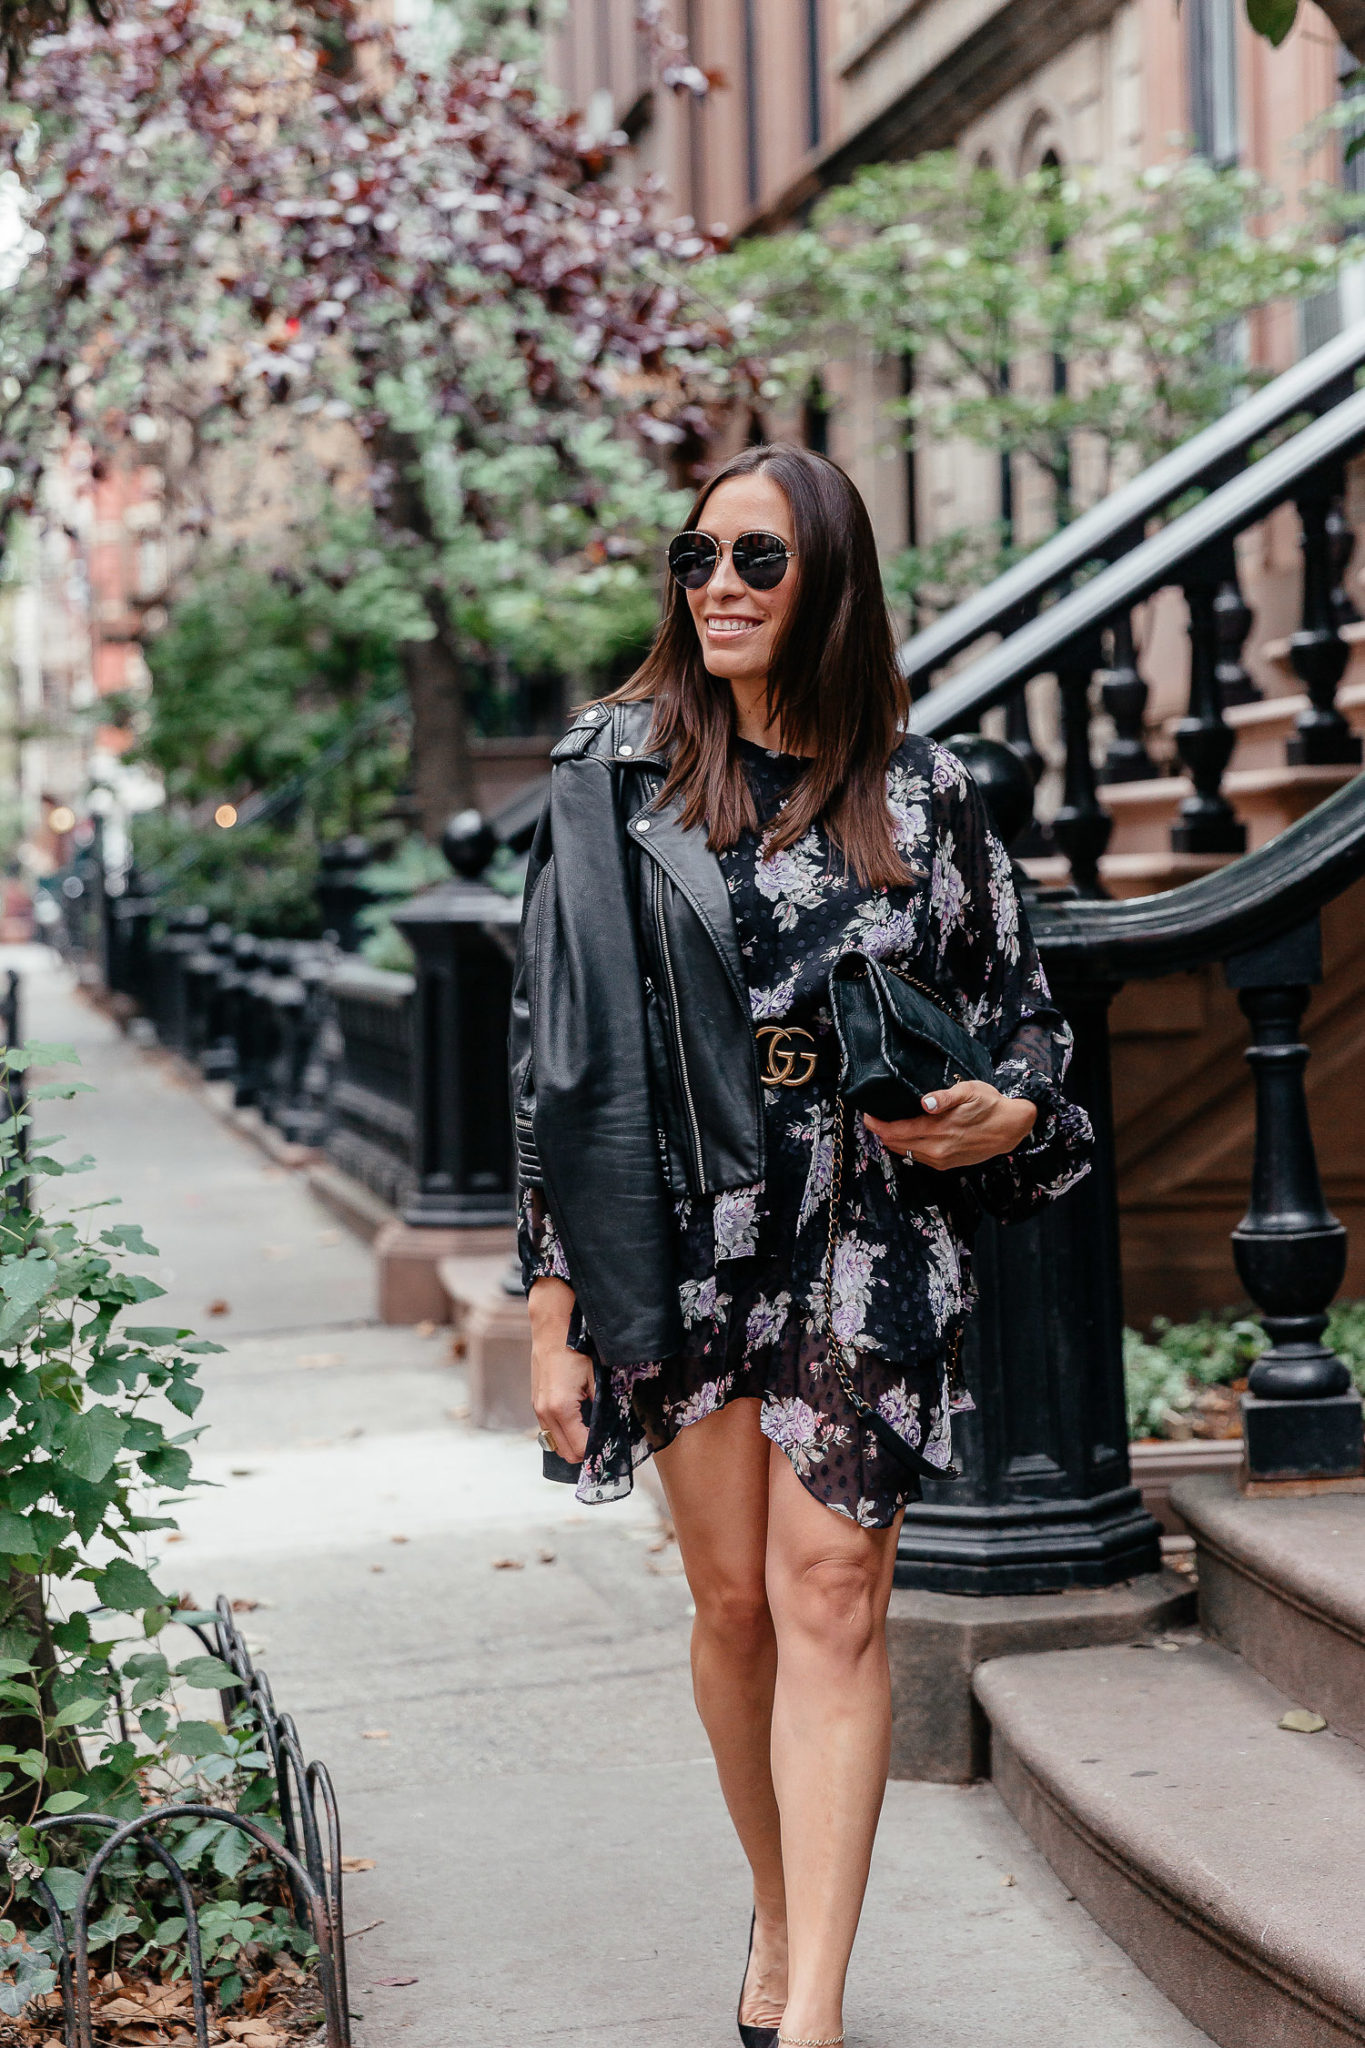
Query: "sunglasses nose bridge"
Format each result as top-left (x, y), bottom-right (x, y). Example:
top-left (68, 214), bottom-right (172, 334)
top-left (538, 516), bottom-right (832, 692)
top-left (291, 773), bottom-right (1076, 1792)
top-left (706, 540), bottom-right (748, 596)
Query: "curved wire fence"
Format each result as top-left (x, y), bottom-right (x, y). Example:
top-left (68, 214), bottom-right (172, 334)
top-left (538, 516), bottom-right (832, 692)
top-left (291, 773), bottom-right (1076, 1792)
top-left (21, 1596), bottom-right (350, 2048)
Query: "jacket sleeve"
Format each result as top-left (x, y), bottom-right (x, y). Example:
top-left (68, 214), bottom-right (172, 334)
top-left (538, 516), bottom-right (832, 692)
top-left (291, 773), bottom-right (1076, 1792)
top-left (926, 744), bottom-right (1094, 1223)
top-left (508, 744), bottom-right (682, 1367)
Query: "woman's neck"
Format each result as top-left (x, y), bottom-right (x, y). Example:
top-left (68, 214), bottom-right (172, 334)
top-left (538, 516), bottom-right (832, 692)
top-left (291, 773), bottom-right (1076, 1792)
top-left (731, 677), bottom-right (809, 756)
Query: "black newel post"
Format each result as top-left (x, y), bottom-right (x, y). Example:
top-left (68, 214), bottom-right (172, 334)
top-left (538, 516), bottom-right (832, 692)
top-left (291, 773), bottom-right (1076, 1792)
top-left (1287, 467), bottom-right (1363, 768)
top-left (316, 837), bottom-right (376, 953)
top-left (1172, 547), bottom-right (1247, 856)
top-left (1226, 919), bottom-right (1363, 1482)
top-left (390, 826), bottom-right (521, 1230)
top-left (1051, 630), bottom-right (1112, 897)
top-left (897, 968), bottom-right (1160, 1591)
top-left (898, 739), bottom-right (1162, 1593)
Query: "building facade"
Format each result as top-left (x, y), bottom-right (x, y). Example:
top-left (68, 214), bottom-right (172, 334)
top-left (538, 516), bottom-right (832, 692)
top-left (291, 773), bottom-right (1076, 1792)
top-left (548, 0), bottom-right (1350, 565)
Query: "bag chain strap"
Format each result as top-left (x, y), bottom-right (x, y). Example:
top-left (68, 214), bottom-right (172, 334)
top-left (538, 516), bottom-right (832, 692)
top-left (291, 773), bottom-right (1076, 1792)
top-left (822, 1097), bottom-right (965, 1428)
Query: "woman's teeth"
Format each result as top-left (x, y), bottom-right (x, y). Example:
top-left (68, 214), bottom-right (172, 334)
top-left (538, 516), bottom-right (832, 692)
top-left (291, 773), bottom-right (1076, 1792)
top-left (707, 618), bottom-right (759, 633)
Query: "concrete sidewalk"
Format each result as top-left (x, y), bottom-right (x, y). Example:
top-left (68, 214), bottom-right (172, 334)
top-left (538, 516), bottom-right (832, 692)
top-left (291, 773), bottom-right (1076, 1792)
top-left (7, 946), bottom-right (1211, 2048)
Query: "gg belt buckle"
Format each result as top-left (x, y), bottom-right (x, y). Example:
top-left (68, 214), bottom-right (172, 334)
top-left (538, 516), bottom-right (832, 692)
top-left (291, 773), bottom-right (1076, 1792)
top-left (756, 1024), bottom-right (818, 1087)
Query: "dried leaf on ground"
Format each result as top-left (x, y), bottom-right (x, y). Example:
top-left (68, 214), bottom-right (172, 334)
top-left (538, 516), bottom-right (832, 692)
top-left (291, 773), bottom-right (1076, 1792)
top-left (491, 1558), bottom-right (523, 1571)
top-left (340, 1856), bottom-right (376, 1872)
top-left (1279, 1707), bottom-right (1328, 1732)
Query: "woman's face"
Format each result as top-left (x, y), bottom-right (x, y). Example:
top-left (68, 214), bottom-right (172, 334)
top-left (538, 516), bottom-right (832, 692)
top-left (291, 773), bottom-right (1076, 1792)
top-left (684, 472), bottom-right (798, 687)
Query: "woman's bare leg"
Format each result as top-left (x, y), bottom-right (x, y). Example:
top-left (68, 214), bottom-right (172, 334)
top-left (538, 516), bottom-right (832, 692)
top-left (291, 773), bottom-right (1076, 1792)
top-left (653, 1399), bottom-right (787, 2027)
top-left (764, 1448), bottom-right (903, 2044)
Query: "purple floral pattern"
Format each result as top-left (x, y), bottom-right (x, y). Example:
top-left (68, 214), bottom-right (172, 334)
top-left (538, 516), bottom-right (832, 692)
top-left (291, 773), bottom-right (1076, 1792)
top-left (519, 735), bottom-right (1093, 1525)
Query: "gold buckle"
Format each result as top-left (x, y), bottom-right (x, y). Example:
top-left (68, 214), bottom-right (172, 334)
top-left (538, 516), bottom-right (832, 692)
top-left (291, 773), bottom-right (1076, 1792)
top-left (756, 1024), bottom-right (818, 1087)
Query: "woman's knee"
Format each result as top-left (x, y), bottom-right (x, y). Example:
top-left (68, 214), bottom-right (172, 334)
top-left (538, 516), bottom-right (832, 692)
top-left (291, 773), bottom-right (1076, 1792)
top-left (690, 1572), bottom-right (774, 1656)
top-left (770, 1552), bottom-right (885, 1663)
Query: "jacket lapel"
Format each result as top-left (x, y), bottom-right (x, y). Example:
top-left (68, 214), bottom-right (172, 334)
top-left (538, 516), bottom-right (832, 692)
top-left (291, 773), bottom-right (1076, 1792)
top-left (629, 790), bottom-right (750, 1012)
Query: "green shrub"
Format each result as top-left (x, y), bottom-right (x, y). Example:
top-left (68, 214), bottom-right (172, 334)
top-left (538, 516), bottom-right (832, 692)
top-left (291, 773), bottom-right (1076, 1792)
top-left (0, 1041), bottom-right (315, 2013)
top-left (1123, 1302), bottom-right (1365, 1439)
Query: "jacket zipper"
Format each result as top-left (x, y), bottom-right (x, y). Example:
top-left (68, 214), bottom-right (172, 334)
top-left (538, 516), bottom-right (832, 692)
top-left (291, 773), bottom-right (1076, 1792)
top-left (653, 859), bottom-right (705, 1186)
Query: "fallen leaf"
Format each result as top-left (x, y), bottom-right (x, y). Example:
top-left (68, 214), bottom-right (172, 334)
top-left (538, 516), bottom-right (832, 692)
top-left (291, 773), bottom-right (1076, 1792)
top-left (230, 1597), bottom-right (261, 1613)
top-left (97, 1996), bottom-right (158, 2020)
top-left (143, 1987), bottom-right (192, 2018)
top-left (491, 1557), bottom-right (524, 1571)
top-left (1001, 1873), bottom-right (1016, 1887)
top-left (538, 1549), bottom-right (556, 1565)
top-left (415, 1319), bottom-right (437, 1338)
top-left (1279, 1707), bottom-right (1327, 1733)
top-left (369, 1564), bottom-right (384, 1574)
top-left (361, 1729), bottom-right (390, 1741)
top-left (230, 1468), bottom-right (256, 1479)
top-left (449, 1337), bottom-right (468, 1360)
top-left (375, 1976), bottom-right (418, 1987)
top-left (390, 1534), bottom-right (409, 1545)
top-left (164, 1532), bottom-right (185, 1544)
top-left (206, 1299), bottom-right (230, 1317)
top-left (297, 1351), bottom-right (344, 1369)
top-left (341, 1856), bottom-right (376, 1872)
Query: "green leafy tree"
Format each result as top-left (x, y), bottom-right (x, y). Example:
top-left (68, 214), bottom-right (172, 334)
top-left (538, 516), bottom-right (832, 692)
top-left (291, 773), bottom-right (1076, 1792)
top-left (693, 152), bottom-right (1361, 608)
top-left (0, 0), bottom-right (719, 837)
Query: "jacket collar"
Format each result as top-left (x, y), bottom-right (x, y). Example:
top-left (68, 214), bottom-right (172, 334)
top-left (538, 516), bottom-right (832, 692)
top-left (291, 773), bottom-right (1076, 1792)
top-left (626, 785), bottom-right (749, 1012)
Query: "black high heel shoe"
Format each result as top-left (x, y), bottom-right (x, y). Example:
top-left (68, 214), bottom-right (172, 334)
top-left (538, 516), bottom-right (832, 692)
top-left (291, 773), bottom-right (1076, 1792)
top-left (738, 1913), bottom-right (781, 2048)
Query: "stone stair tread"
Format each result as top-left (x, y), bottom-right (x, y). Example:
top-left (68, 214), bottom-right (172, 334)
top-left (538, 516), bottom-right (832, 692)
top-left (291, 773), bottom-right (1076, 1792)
top-left (1172, 1473), bottom-right (1365, 1650)
top-left (975, 1638), bottom-right (1365, 2037)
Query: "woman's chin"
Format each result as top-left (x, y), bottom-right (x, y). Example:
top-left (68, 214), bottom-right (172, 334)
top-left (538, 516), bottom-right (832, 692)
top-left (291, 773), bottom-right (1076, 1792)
top-left (702, 650), bottom-right (768, 682)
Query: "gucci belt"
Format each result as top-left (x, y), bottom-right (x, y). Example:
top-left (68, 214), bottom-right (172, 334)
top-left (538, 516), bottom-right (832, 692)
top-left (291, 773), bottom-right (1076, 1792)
top-left (756, 1023), bottom-right (819, 1087)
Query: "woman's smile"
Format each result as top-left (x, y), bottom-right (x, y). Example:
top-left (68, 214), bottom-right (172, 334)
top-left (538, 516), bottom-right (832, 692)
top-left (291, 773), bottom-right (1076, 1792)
top-left (705, 613), bottom-right (764, 638)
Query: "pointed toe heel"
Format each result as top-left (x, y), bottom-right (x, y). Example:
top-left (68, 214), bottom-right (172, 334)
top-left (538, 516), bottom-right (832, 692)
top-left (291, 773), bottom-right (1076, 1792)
top-left (738, 1913), bottom-right (781, 2048)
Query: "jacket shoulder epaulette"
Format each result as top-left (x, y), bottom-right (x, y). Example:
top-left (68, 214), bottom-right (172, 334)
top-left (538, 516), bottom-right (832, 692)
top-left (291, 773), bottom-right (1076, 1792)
top-left (549, 703), bottom-right (613, 760)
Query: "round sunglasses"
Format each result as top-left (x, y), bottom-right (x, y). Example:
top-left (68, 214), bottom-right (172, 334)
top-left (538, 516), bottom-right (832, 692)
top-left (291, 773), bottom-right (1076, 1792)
top-left (667, 529), bottom-right (796, 593)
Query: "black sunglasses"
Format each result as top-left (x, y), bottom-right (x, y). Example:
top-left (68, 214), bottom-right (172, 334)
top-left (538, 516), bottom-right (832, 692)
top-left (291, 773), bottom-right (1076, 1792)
top-left (667, 529), bottom-right (797, 593)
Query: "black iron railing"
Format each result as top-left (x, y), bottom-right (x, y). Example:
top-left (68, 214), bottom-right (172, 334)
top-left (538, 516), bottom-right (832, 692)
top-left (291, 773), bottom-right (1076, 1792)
top-left (900, 316), bottom-right (1365, 692)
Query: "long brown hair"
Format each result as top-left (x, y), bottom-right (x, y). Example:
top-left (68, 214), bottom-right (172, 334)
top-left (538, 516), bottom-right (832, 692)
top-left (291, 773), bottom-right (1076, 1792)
top-left (610, 443), bottom-right (912, 888)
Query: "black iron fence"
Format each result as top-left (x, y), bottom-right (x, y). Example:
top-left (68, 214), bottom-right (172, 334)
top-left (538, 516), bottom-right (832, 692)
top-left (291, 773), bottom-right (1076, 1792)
top-left (56, 847), bottom-right (522, 1242)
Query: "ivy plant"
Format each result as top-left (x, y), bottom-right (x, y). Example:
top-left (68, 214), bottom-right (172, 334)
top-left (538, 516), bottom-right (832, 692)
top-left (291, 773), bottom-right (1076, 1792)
top-left (0, 1038), bottom-right (312, 2014)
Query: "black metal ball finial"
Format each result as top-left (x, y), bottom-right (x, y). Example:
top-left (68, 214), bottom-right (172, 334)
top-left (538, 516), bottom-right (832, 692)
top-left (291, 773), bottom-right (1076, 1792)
top-left (442, 807), bottom-right (497, 879)
top-left (943, 733), bottom-right (1036, 850)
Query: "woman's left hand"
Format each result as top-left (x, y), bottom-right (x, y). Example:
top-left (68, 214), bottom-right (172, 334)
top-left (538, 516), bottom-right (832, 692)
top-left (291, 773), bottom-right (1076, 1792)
top-left (864, 1081), bottom-right (1037, 1171)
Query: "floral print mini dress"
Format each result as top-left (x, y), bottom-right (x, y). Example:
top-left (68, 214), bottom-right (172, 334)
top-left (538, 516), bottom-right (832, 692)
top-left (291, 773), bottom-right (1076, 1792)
top-left (520, 734), bottom-right (1092, 1527)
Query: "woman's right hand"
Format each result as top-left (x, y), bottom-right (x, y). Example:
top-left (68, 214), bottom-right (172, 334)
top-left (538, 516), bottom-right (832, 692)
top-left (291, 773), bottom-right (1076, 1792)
top-left (528, 1276), bottom-right (593, 1462)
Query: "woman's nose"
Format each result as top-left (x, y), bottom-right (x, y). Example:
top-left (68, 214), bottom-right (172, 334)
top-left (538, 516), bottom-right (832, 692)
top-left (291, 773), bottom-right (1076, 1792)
top-left (709, 545), bottom-right (747, 598)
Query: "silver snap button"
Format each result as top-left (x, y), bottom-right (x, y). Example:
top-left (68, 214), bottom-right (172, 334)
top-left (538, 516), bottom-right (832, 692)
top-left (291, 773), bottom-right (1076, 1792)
top-left (635, 817), bottom-right (650, 832)
top-left (618, 743), bottom-right (633, 756)
top-left (584, 706), bottom-right (602, 719)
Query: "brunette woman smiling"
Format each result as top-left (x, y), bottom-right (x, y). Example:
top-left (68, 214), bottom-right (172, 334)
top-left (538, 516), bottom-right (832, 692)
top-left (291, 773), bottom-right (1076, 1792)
top-left (509, 445), bottom-right (1092, 2047)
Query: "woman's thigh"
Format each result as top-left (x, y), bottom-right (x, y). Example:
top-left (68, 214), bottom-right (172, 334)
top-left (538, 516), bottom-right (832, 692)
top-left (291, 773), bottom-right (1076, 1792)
top-left (653, 1396), bottom-right (772, 1616)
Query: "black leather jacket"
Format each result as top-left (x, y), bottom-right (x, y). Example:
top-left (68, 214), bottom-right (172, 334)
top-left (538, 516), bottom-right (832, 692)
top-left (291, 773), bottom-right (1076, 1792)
top-left (509, 698), bottom-right (1090, 1370)
top-left (510, 698), bottom-right (769, 1367)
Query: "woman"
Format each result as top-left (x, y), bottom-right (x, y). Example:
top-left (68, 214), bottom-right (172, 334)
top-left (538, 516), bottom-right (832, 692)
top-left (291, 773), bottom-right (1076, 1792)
top-left (509, 444), bottom-right (1092, 2048)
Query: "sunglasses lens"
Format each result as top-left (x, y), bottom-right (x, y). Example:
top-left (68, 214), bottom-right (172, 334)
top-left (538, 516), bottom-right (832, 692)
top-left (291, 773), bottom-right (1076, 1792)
top-left (667, 533), bottom-right (718, 589)
top-left (733, 533), bottom-right (790, 590)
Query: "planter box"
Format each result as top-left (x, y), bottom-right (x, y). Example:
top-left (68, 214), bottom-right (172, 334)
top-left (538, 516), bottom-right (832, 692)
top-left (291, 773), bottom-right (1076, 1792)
top-left (1129, 1436), bottom-right (1244, 1533)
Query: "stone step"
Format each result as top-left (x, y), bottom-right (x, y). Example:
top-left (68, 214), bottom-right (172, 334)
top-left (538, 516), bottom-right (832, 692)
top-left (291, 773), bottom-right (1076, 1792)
top-left (975, 1637), bottom-right (1365, 2048)
top-left (1099, 764), bottom-right (1359, 862)
top-left (1219, 679), bottom-right (1365, 773)
top-left (1171, 1471), bottom-right (1365, 1749)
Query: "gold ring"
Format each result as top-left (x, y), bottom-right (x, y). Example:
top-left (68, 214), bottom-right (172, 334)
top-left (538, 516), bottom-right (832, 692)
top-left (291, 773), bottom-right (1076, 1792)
top-left (537, 1428), bottom-right (560, 1456)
